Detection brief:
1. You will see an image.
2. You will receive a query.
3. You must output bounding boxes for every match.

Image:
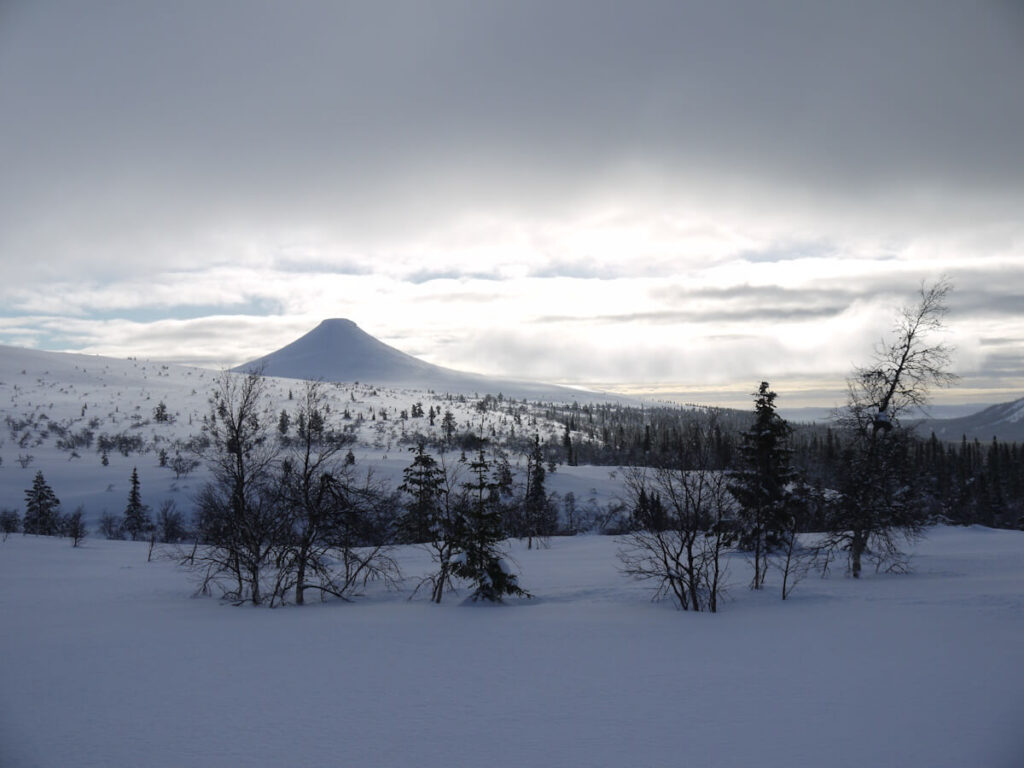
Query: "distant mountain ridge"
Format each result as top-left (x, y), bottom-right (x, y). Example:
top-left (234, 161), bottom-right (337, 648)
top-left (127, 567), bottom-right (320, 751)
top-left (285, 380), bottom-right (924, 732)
top-left (918, 397), bottom-right (1024, 443)
top-left (232, 318), bottom-right (607, 402)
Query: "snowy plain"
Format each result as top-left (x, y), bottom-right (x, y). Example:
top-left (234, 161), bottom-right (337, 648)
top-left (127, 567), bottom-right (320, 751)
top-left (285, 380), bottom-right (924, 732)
top-left (2, 527), bottom-right (1024, 768)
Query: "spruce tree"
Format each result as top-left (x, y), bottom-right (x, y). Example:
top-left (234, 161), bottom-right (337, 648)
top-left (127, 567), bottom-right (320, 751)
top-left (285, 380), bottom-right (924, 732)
top-left (728, 382), bottom-right (795, 589)
top-left (452, 450), bottom-right (530, 602)
top-left (122, 467), bottom-right (152, 541)
top-left (523, 435), bottom-right (554, 548)
top-left (398, 444), bottom-right (446, 545)
top-left (24, 470), bottom-right (61, 536)
top-left (399, 445), bottom-right (462, 603)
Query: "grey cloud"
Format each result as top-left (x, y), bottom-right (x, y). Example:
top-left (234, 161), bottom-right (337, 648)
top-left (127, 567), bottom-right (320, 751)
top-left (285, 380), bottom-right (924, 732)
top-left (650, 284), bottom-right (860, 306)
top-left (2, 0), bottom-right (1023, 283)
top-left (269, 258), bottom-right (374, 276)
top-left (403, 270), bottom-right (503, 284)
top-left (535, 306), bottom-right (848, 326)
top-left (979, 338), bottom-right (1024, 347)
top-left (948, 290), bottom-right (1024, 318)
top-left (529, 260), bottom-right (640, 280)
top-left (738, 242), bottom-right (838, 264)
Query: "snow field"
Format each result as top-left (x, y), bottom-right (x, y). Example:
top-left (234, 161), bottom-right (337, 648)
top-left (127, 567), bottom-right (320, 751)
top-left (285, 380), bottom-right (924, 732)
top-left (2, 527), bottom-right (1023, 768)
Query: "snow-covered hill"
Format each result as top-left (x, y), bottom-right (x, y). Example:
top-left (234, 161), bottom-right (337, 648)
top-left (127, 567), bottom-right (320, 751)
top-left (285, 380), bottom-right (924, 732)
top-left (233, 318), bottom-right (606, 402)
top-left (918, 396), bottom-right (1024, 443)
top-left (0, 344), bottom-right (623, 525)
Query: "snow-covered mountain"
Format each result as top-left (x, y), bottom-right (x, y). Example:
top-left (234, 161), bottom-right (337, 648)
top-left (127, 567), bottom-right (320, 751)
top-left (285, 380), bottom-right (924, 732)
top-left (918, 396), bottom-right (1024, 443)
top-left (232, 318), bottom-right (603, 402)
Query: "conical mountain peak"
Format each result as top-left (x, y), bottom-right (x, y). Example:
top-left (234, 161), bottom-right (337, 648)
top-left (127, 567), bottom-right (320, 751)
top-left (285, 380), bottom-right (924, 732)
top-left (233, 319), bottom-right (600, 400)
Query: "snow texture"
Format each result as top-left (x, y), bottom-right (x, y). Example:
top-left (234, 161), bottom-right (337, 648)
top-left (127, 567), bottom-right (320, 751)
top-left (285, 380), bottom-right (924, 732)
top-left (1, 529), bottom-right (1023, 767)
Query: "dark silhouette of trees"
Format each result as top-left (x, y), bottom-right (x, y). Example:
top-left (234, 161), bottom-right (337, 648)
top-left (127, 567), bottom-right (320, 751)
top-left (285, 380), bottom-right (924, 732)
top-left (729, 382), bottom-right (796, 589)
top-left (451, 450), bottom-right (529, 602)
top-left (122, 467), bottom-right (153, 541)
top-left (399, 445), bottom-right (463, 603)
top-left (65, 506), bottom-right (88, 547)
top-left (619, 419), bottom-right (733, 612)
top-left (24, 470), bottom-right (61, 536)
top-left (826, 279), bottom-right (957, 577)
top-left (194, 371), bottom-right (284, 605)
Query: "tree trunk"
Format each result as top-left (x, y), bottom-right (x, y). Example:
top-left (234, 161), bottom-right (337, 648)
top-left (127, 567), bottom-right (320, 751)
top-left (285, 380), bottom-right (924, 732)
top-left (851, 531), bottom-right (866, 578)
top-left (295, 558), bottom-right (306, 605)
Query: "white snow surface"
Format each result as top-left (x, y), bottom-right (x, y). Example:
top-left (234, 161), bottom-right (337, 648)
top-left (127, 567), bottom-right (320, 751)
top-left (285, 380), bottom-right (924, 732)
top-left (2, 527), bottom-right (1024, 768)
top-left (0, 343), bottom-right (623, 526)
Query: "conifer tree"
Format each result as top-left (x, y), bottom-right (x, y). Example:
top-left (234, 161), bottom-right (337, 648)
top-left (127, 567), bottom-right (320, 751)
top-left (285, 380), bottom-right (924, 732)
top-left (728, 382), bottom-right (795, 589)
top-left (523, 435), bottom-right (554, 548)
top-left (441, 409), bottom-right (457, 445)
top-left (399, 445), bottom-right (462, 603)
top-left (24, 470), bottom-right (61, 536)
top-left (452, 450), bottom-right (529, 602)
top-left (122, 467), bottom-right (152, 541)
top-left (398, 444), bottom-right (446, 544)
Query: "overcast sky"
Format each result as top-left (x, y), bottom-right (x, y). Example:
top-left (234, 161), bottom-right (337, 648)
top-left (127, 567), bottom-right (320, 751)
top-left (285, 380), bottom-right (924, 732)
top-left (1, 1), bottom-right (1022, 407)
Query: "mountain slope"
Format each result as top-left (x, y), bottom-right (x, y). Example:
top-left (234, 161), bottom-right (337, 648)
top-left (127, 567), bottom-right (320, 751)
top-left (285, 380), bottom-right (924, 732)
top-left (919, 397), bottom-right (1024, 443)
top-left (232, 318), bottom-right (603, 401)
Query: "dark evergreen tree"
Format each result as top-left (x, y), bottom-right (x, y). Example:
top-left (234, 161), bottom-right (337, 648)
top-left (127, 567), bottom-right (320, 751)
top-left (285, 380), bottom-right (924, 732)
top-left (153, 401), bottom-right (170, 423)
top-left (398, 444), bottom-right (446, 544)
top-left (451, 450), bottom-right (530, 602)
top-left (728, 382), bottom-right (795, 589)
top-left (399, 445), bottom-right (462, 603)
top-left (441, 409), bottom-right (457, 444)
top-left (24, 470), bottom-right (61, 536)
top-left (522, 435), bottom-right (555, 548)
top-left (122, 467), bottom-right (153, 541)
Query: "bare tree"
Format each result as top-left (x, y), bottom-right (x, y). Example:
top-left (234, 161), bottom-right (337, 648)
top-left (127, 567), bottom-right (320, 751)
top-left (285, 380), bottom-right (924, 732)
top-left (99, 511), bottom-right (123, 540)
top-left (0, 508), bottom-right (20, 540)
top-left (827, 278), bottom-right (957, 578)
top-left (65, 505), bottom-right (88, 547)
top-left (272, 381), bottom-right (397, 607)
top-left (155, 499), bottom-right (188, 543)
top-left (842, 277), bottom-right (957, 434)
top-left (619, 421), bottom-right (734, 612)
top-left (276, 380), bottom-right (348, 605)
top-left (193, 371), bottom-right (284, 605)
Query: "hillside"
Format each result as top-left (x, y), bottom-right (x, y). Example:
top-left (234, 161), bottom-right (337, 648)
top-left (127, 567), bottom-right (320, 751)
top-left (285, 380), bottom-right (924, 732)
top-left (0, 344), bottom-right (625, 525)
top-left (917, 396), bottom-right (1024, 443)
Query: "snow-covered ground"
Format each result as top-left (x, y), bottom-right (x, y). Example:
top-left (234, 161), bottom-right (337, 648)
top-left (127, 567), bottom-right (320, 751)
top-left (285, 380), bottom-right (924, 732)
top-left (2, 526), bottom-right (1023, 768)
top-left (0, 344), bottom-right (615, 526)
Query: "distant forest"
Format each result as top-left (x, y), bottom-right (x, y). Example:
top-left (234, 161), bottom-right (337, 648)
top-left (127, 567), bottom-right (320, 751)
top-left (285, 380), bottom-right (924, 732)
top-left (528, 399), bottom-right (1024, 531)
